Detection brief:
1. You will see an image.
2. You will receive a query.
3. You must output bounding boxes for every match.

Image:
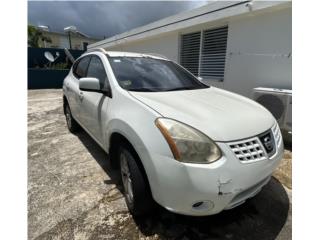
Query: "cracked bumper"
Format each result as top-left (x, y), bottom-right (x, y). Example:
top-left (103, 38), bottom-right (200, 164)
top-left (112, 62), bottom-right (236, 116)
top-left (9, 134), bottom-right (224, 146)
top-left (148, 140), bottom-right (284, 216)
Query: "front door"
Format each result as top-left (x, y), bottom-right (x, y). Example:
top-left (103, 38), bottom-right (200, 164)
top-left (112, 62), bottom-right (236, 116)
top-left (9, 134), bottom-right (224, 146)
top-left (79, 55), bottom-right (110, 144)
top-left (68, 56), bottom-right (91, 120)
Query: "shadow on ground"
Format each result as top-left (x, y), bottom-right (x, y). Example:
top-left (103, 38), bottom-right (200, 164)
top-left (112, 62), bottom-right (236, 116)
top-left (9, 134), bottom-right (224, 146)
top-left (76, 129), bottom-right (290, 240)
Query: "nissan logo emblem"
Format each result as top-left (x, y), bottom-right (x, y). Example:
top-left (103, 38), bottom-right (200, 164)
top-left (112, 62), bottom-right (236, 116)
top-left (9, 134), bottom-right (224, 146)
top-left (263, 136), bottom-right (273, 151)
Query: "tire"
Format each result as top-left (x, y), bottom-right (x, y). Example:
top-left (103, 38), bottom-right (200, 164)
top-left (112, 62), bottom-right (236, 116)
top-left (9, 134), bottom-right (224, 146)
top-left (118, 144), bottom-right (154, 216)
top-left (64, 103), bottom-right (80, 133)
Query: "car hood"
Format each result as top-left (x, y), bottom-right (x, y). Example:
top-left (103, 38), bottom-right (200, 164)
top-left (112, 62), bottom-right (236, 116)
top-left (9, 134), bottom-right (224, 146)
top-left (130, 87), bottom-right (275, 141)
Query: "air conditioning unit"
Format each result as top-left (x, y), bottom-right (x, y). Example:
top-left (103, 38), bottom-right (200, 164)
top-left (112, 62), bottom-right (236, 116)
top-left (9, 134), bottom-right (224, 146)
top-left (253, 87), bottom-right (292, 133)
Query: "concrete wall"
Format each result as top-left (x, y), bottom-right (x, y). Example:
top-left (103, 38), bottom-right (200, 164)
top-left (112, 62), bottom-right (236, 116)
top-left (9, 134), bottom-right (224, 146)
top-left (105, 7), bottom-right (291, 98)
top-left (28, 47), bottom-right (85, 68)
top-left (28, 69), bottom-right (69, 89)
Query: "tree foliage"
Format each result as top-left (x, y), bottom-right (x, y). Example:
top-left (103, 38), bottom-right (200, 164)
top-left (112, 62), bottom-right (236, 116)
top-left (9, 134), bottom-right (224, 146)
top-left (28, 25), bottom-right (52, 48)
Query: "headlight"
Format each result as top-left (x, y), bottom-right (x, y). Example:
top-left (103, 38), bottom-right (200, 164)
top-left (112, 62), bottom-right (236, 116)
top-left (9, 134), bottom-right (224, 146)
top-left (155, 118), bottom-right (221, 163)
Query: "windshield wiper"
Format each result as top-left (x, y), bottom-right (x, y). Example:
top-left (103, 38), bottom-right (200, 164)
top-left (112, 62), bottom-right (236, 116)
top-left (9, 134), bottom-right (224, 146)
top-left (128, 86), bottom-right (202, 92)
top-left (165, 86), bottom-right (195, 91)
top-left (128, 87), bottom-right (157, 92)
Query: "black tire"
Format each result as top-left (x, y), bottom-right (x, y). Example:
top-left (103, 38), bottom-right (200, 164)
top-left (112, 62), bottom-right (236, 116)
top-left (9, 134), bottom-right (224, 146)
top-left (64, 103), bottom-right (80, 133)
top-left (118, 144), bottom-right (154, 216)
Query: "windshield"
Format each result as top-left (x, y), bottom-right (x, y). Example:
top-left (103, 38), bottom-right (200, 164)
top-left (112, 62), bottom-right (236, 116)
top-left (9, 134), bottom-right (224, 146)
top-left (107, 56), bottom-right (209, 92)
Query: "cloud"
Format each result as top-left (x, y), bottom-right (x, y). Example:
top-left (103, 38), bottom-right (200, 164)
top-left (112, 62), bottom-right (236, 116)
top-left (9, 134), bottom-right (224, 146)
top-left (28, 1), bottom-right (208, 39)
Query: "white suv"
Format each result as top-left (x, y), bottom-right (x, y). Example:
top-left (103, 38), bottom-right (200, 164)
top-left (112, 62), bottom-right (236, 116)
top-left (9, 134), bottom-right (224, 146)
top-left (63, 49), bottom-right (283, 216)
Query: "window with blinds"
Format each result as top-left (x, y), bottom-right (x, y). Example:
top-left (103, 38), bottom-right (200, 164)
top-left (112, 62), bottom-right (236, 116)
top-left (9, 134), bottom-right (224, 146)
top-left (180, 32), bottom-right (201, 76)
top-left (200, 26), bottom-right (228, 80)
top-left (180, 26), bottom-right (228, 81)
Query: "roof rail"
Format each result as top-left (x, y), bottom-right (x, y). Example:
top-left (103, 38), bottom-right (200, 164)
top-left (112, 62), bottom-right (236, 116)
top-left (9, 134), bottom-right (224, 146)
top-left (145, 53), bottom-right (168, 59)
top-left (86, 48), bottom-right (107, 54)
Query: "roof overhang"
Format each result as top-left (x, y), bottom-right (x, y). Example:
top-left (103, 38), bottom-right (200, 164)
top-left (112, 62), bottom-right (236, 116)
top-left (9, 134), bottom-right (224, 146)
top-left (88, 0), bottom-right (291, 50)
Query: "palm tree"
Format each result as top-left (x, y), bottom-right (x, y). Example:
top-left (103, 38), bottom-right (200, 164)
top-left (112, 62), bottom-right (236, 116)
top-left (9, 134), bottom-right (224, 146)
top-left (28, 25), bottom-right (52, 48)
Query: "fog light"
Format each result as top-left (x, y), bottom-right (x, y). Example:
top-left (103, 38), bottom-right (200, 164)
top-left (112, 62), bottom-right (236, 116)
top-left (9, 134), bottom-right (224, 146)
top-left (191, 200), bottom-right (214, 211)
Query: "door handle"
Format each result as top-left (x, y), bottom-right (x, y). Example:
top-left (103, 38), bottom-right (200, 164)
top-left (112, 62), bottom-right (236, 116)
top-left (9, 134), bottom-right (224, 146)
top-left (79, 91), bottom-right (84, 101)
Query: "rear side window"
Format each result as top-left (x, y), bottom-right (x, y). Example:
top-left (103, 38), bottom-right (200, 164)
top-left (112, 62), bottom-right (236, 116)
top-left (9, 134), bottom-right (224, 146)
top-left (73, 56), bottom-right (90, 78)
top-left (86, 56), bottom-right (109, 89)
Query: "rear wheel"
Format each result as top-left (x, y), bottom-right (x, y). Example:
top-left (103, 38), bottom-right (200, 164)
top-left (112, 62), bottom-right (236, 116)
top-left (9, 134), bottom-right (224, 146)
top-left (119, 145), bottom-right (154, 216)
top-left (64, 103), bottom-right (80, 133)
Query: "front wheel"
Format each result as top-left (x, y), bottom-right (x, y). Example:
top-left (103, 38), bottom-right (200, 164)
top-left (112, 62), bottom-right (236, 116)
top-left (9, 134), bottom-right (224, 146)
top-left (119, 145), bottom-right (154, 216)
top-left (64, 103), bottom-right (80, 133)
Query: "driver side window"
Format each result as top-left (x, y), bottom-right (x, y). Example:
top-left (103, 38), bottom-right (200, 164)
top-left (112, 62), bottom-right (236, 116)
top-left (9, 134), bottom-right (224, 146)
top-left (73, 56), bottom-right (90, 79)
top-left (86, 56), bottom-right (109, 90)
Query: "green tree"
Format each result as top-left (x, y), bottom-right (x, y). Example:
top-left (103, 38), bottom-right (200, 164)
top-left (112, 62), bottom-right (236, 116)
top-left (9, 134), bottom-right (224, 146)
top-left (28, 25), bottom-right (52, 48)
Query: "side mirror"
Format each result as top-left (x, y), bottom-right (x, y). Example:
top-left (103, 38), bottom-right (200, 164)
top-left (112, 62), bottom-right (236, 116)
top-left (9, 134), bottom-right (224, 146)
top-left (79, 77), bottom-right (101, 92)
top-left (79, 77), bottom-right (112, 97)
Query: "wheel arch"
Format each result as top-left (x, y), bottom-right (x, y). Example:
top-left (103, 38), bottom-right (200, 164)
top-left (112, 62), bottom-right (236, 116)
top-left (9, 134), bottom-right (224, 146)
top-left (107, 125), bottom-right (155, 197)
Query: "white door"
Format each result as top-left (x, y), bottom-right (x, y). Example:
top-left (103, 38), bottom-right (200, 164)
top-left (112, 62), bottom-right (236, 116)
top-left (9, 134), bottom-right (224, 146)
top-left (68, 56), bottom-right (91, 120)
top-left (79, 55), bottom-right (111, 143)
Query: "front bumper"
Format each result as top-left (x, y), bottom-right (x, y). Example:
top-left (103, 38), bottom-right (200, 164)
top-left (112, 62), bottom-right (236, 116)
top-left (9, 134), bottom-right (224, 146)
top-left (148, 137), bottom-right (284, 216)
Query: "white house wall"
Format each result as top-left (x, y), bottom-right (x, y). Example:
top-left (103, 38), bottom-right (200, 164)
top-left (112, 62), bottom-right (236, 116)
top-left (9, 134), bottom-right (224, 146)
top-left (107, 33), bottom-right (180, 62)
top-left (223, 7), bottom-right (292, 97)
top-left (105, 7), bottom-right (291, 98)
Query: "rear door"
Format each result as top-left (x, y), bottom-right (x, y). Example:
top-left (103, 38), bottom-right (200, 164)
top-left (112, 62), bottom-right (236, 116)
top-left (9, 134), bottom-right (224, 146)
top-left (79, 55), bottom-right (111, 143)
top-left (66, 56), bottom-right (91, 121)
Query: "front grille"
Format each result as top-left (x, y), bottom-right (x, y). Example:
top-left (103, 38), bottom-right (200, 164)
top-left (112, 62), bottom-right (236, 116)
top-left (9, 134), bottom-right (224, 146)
top-left (228, 138), bottom-right (267, 163)
top-left (228, 122), bottom-right (281, 163)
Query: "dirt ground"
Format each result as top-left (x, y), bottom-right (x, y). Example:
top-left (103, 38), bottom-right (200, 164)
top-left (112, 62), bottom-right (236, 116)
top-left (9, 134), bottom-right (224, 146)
top-left (28, 89), bottom-right (292, 240)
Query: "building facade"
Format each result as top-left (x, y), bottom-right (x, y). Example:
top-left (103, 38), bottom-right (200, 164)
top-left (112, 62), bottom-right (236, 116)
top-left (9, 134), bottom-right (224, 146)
top-left (39, 31), bottom-right (100, 50)
top-left (89, 1), bottom-right (292, 98)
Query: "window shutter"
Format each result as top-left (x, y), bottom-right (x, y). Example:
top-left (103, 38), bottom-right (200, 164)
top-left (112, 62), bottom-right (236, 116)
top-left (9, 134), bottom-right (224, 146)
top-left (200, 26), bottom-right (228, 80)
top-left (180, 32), bottom-right (201, 76)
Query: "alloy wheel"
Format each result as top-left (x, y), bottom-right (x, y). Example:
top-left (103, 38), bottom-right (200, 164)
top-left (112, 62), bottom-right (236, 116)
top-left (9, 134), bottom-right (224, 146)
top-left (65, 106), bottom-right (72, 128)
top-left (120, 152), bottom-right (134, 204)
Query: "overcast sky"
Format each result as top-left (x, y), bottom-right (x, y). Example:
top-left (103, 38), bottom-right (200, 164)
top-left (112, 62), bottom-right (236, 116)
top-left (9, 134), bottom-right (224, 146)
top-left (28, 1), bottom-right (209, 39)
